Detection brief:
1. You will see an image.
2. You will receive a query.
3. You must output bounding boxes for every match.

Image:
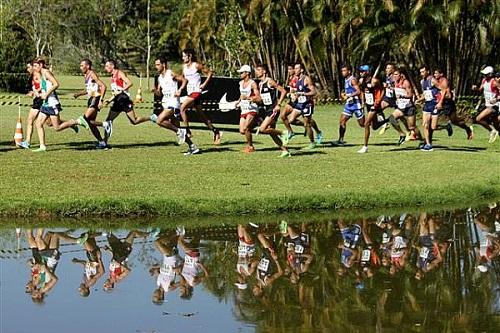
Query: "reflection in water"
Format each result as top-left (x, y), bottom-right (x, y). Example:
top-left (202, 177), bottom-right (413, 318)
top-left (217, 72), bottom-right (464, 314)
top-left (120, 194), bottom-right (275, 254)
top-left (1, 205), bottom-right (499, 332)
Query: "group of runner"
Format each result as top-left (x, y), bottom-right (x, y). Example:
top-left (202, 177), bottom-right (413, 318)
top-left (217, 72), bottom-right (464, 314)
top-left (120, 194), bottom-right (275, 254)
top-left (18, 53), bottom-right (500, 155)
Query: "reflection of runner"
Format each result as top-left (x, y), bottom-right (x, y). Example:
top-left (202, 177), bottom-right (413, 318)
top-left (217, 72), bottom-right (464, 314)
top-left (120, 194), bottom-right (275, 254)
top-left (72, 232), bottom-right (104, 297)
top-left (282, 224), bottom-right (313, 284)
top-left (150, 230), bottom-right (182, 304)
top-left (474, 210), bottom-right (500, 272)
top-left (103, 230), bottom-right (148, 292)
top-left (414, 213), bottom-right (443, 280)
top-left (360, 219), bottom-right (381, 279)
top-left (25, 228), bottom-right (83, 302)
top-left (18, 60), bottom-right (43, 149)
top-left (178, 233), bottom-right (208, 299)
top-left (252, 233), bottom-right (282, 297)
top-left (337, 220), bottom-right (361, 276)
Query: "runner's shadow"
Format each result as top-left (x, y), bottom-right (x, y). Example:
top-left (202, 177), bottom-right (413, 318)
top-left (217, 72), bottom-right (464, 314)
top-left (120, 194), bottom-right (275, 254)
top-left (291, 150), bottom-right (327, 156)
top-left (199, 147), bottom-right (234, 154)
top-left (108, 141), bottom-right (179, 149)
top-left (434, 145), bottom-right (487, 152)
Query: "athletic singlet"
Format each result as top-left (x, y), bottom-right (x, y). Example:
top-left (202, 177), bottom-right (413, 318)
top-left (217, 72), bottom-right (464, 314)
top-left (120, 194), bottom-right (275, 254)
top-left (385, 75), bottom-right (395, 98)
top-left (236, 257), bottom-right (252, 276)
top-left (32, 76), bottom-right (41, 93)
top-left (181, 254), bottom-right (201, 287)
top-left (296, 76), bottom-right (312, 105)
top-left (157, 255), bottom-right (179, 291)
top-left (158, 69), bottom-right (180, 109)
top-left (85, 261), bottom-right (98, 279)
top-left (421, 76), bottom-right (439, 104)
top-left (257, 251), bottom-right (274, 285)
top-left (110, 71), bottom-right (129, 96)
top-left (394, 80), bottom-right (413, 109)
top-left (479, 237), bottom-right (494, 260)
top-left (183, 63), bottom-right (202, 94)
top-left (482, 78), bottom-right (499, 107)
top-left (363, 78), bottom-right (383, 107)
top-left (417, 244), bottom-right (438, 270)
top-left (259, 78), bottom-right (278, 107)
top-left (40, 71), bottom-right (60, 107)
top-left (238, 239), bottom-right (256, 258)
top-left (109, 260), bottom-right (123, 279)
top-left (344, 75), bottom-right (361, 109)
top-left (85, 72), bottom-right (100, 97)
top-left (239, 79), bottom-right (259, 114)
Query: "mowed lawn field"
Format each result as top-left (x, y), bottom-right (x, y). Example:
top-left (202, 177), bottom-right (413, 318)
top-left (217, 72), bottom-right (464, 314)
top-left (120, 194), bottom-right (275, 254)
top-left (1, 75), bottom-right (499, 217)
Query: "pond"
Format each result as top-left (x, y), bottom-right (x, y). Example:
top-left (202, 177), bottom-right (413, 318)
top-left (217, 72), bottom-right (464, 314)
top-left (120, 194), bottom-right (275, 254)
top-left (1, 204), bottom-right (499, 333)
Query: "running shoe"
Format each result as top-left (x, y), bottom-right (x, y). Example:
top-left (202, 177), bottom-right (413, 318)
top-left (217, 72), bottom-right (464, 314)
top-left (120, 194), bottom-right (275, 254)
top-left (467, 125), bottom-right (474, 140)
top-left (150, 113), bottom-right (158, 123)
top-left (96, 141), bottom-right (109, 150)
top-left (281, 131), bottom-right (291, 146)
top-left (378, 122), bottom-right (390, 135)
top-left (305, 142), bottom-right (316, 150)
top-left (32, 146), bottom-right (47, 153)
top-left (183, 144), bottom-right (200, 156)
top-left (316, 131), bottom-right (324, 144)
top-left (18, 141), bottom-right (30, 149)
top-left (446, 122), bottom-right (453, 137)
top-left (330, 139), bottom-right (345, 146)
top-left (148, 227), bottom-right (161, 239)
top-left (213, 129), bottom-right (222, 145)
top-left (279, 220), bottom-right (288, 234)
top-left (243, 146), bottom-right (256, 154)
top-left (278, 151), bottom-right (291, 158)
top-left (397, 135), bottom-right (406, 146)
top-left (176, 226), bottom-right (186, 237)
top-left (71, 124), bottom-right (79, 133)
top-left (176, 128), bottom-right (187, 145)
top-left (420, 143), bottom-right (433, 152)
top-left (357, 146), bottom-right (368, 153)
top-left (78, 116), bottom-right (89, 130)
top-left (77, 233), bottom-right (89, 245)
top-left (488, 129), bottom-right (498, 143)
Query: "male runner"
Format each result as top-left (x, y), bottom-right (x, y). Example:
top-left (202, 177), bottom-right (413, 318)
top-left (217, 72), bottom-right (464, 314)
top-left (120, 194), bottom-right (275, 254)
top-left (179, 49), bottom-right (221, 144)
top-left (73, 58), bottom-right (108, 149)
top-left (235, 65), bottom-right (261, 153)
top-left (332, 65), bottom-right (364, 146)
top-left (418, 65), bottom-right (440, 151)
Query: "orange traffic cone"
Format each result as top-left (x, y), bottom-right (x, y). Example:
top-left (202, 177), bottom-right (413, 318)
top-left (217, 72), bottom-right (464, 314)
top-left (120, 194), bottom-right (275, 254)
top-left (14, 97), bottom-right (23, 146)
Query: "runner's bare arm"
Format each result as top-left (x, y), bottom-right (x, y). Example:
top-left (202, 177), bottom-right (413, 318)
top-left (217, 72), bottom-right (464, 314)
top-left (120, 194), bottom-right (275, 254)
top-left (42, 70), bottom-right (59, 99)
top-left (348, 78), bottom-right (361, 97)
top-left (250, 81), bottom-right (262, 104)
top-left (174, 72), bottom-right (187, 96)
top-left (270, 79), bottom-right (287, 108)
top-left (119, 70), bottom-right (133, 91)
top-left (198, 63), bottom-right (213, 89)
top-left (92, 71), bottom-right (107, 100)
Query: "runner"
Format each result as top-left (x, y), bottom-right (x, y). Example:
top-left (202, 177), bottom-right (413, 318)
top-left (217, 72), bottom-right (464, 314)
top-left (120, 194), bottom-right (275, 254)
top-left (235, 224), bottom-right (258, 290)
top-left (73, 58), bottom-right (108, 149)
top-left (281, 223), bottom-right (313, 284)
top-left (417, 65), bottom-right (441, 151)
top-left (101, 59), bottom-right (151, 143)
top-left (281, 62), bottom-right (321, 149)
top-left (434, 68), bottom-right (474, 140)
top-left (255, 63), bottom-right (291, 157)
top-left (252, 232), bottom-right (283, 297)
top-left (357, 65), bottom-right (386, 153)
top-left (179, 49), bottom-right (221, 144)
top-left (331, 65), bottom-right (364, 146)
top-left (71, 231), bottom-right (105, 297)
top-left (472, 66), bottom-right (500, 143)
top-left (177, 233), bottom-right (209, 299)
top-left (235, 65), bottom-right (261, 153)
top-left (18, 60), bottom-right (44, 149)
top-left (378, 63), bottom-right (397, 135)
top-left (388, 67), bottom-right (420, 146)
top-left (337, 220), bottom-right (362, 277)
top-left (32, 58), bottom-right (84, 152)
top-left (152, 57), bottom-right (200, 156)
top-left (150, 230), bottom-right (182, 304)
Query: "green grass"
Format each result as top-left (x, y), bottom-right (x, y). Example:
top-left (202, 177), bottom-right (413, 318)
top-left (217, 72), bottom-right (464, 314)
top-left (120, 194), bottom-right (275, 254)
top-left (1, 75), bottom-right (499, 218)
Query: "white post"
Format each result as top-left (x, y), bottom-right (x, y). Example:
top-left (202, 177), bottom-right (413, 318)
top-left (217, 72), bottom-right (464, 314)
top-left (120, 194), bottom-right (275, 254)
top-left (146, 0), bottom-right (151, 90)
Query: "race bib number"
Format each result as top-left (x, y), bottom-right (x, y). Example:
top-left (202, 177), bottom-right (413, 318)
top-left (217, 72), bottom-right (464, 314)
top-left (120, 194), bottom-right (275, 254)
top-left (382, 233), bottom-right (390, 244)
top-left (394, 236), bottom-right (406, 249)
top-left (297, 95), bottom-right (307, 104)
top-left (110, 83), bottom-right (123, 94)
top-left (365, 92), bottom-right (374, 105)
top-left (484, 91), bottom-right (495, 106)
top-left (187, 82), bottom-right (200, 94)
top-left (160, 263), bottom-right (174, 276)
top-left (424, 89), bottom-right (433, 102)
top-left (361, 249), bottom-right (371, 262)
top-left (419, 247), bottom-right (430, 259)
top-left (385, 88), bottom-right (393, 98)
top-left (261, 92), bottom-right (273, 106)
top-left (184, 255), bottom-right (196, 268)
top-left (238, 245), bottom-right (248, 257)
top-left (240, 100), bottom-right (250, 111)
top-left (85, 263), bottom-right (97, 278)
top-left (397, 98), bottom-right (410, 109)
top-left (294, 245), bottom-right (304, 254)
top-left (163, 90), bottom-right (175, 99)
top-left (258, 258), bottom-right (270, 271)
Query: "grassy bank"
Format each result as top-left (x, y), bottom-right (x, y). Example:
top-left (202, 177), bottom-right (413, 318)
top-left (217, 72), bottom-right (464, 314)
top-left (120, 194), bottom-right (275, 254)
top-left (1, 75), bottom-right (499, 218)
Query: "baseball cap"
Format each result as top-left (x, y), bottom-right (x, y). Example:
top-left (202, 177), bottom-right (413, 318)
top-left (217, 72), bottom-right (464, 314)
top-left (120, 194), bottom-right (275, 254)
top-left (480, 66), bottom-right (494, 75)
top-left (237, 65), bottom-right (252, 73)
top-left (358, 65), bottom-right (370, 72)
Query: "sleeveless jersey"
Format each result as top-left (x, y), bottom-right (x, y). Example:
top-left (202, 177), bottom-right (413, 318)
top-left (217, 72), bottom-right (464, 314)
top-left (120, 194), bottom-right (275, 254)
top-left (183, 63), bottom-right (202, 95)
top-left (296, 76), bottom-right (312, 105)
top-left (158, 69), bottom-right (180, 109)
top-left (239, 79), bottom-right (259, 114)
top-left (344, 75), bottom-right (361, 110)
top-left (385, 75), bottom-right (395, 99)
top-left (40, 71), bottom-right (60, 107)
top-left (259, 78), bottom-right (278, 108)
top-left (181, 254), bottom-right (201, 287)
top-left (482, 78), bottom-right (499, 107)
top-left (421, 76), bottom-right (439, 104)
top-left (157, 255), bottom-right (179, 291)
top-left (110, 71), bottom-right (129, 96)
top-left (394, 80), bottom-right (413, 109)
top-left (363, 77), bottom-right (383, 107)
top-left (85, 72), bottom-right (100, 97)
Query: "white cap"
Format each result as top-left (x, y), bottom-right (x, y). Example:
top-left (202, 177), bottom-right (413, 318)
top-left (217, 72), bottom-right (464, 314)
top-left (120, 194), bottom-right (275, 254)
top-left (481, 66), bottom-right (494, 75)
top-left (234, 282), bottom-right (248, 290)
top-left (477, 265), bottom-right (488, 273)
top-left (237, 65), bottom-right (251, 73)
